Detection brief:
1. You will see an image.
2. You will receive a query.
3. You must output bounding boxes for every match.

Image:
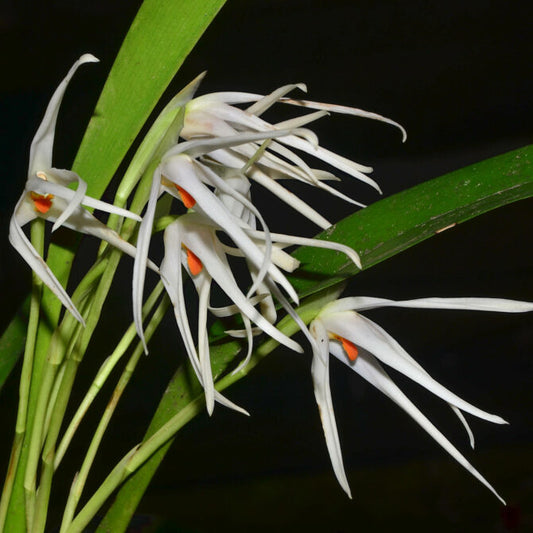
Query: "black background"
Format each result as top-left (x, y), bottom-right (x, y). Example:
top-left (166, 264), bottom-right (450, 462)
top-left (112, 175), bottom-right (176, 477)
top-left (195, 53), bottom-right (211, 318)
top-left (1, 1), bottom-right (532, 532)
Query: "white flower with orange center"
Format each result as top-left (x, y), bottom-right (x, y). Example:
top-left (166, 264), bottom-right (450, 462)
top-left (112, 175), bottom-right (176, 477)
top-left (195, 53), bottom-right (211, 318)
top-left (9, 55), bottom-right (144, 325)
top-left (309, 296), bottom-right (533, 501)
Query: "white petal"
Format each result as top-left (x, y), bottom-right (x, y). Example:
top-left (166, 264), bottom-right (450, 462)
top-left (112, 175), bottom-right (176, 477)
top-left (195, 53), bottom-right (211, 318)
top-left (9, 198), bottom-right (85, 325)
top-left (132, 168), bottom-right (163, 353)
top-left (29, 54), bottom-right (99, 176)
top-left (165, 127), bottom-right (297, 160)
top-left (231, 315), bottom-right (254, 375)
top-left (323, 296), bottom-right (533, 314)
top-left (321, 311), bottom-right (507, 425)
top-left (198, 278), bottom-right (215, 414)
top-left (246, 83), bottom-right (307, 116)
top-left (39, 169), bottom-right (88, 232)
top-left (331, 344), bottom-right (504, 504)
top-left (245, 229), bottom-right (362, 270)
top-left (247, 167), bottom-right (332, 229)
top-left (279, 97), bottom-right (407, 142)
top-left (208, 294), bottom-right (269, 317)
top-left (310, 319), bottom-right (352, 498)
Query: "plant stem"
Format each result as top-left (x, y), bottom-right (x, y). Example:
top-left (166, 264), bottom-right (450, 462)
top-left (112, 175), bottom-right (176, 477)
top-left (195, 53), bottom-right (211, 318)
top-left (0, 221), bottom-right (45, 530)
top-left (55, 282), bottom-right (165, 469)
top-left (60, 295), bottom-right (169, 532)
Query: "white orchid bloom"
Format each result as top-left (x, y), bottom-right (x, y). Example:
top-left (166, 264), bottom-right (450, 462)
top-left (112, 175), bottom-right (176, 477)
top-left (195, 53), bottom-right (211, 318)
top-left (159, 213), bottom-right (306, 414)
top-left (181, 82), bottom-right (406, 229)
top-left (133, 125), bottom-right (324, 350)
top-left (9, 54), bottom-right (143, 325)
top-left (309, 296), bottom-right (533, 501)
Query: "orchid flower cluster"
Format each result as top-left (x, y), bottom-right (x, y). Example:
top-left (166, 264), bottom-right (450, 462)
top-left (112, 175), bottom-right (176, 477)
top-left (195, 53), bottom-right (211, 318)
top-left (8, 54), bottom-right (533, 511)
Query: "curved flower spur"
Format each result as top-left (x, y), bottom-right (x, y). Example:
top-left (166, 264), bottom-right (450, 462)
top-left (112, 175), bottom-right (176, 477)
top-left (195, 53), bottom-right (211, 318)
top-left (309, 296), bottom-right (533, 501)
top-left (9, 54), bottom-right (144, 325)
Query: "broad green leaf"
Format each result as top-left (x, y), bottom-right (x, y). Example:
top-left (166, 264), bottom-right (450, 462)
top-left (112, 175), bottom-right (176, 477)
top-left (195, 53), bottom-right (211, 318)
top-left (291, 144), bottom-right (533, 297)
top-left (99, 144), bottom-right (533, 529)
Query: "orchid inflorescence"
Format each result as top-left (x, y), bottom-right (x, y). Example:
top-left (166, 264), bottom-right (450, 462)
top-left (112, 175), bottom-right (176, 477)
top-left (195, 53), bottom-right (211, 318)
top-left (10, 55), bottom-right (533, 504)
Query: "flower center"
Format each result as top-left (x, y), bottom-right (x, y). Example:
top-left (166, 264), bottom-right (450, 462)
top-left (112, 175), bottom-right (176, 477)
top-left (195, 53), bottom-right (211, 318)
top-left (184, 246), bottom-right (203, 275)
top-left (333, 335), bottom-right (358, 361)
top-left (30, 191), bottom-right (54, 214)
top-left (175, 185), bottom-right (196, 209)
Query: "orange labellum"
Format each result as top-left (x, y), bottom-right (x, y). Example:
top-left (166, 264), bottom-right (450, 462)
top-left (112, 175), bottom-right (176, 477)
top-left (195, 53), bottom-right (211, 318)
top-left (175, 185), bottom-right (196, 209)
top-left (30, 192), bottom-right (54, 214)
top-left (335, 335), bottom-right (358, 361)
top-left (185, 247), bottom-right (203, 276)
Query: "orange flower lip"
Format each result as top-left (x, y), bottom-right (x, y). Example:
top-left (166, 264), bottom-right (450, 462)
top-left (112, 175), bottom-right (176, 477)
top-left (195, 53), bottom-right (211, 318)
top-left (175, 185), bottom-right (196, 209)
top-left (333, 334), bottom-right (358, 361)
top-left (30, 191), bottom-right (54, 214)
top-left (184, 246), bottom-right (203, 276)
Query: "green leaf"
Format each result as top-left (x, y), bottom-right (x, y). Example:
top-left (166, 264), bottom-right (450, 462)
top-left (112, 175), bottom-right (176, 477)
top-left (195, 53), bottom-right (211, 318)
top-left (99, 144), bottom-right (533, 528)
top-left (291, 144), bottom-right (533, 298)
top-left (0, 297), bottom-right (29, 392)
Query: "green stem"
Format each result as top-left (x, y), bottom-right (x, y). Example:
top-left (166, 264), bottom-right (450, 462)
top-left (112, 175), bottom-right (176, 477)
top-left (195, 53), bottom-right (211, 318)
top-left (55, 282), bottom-right (165, 469)
top-left (60, 295), bottom-right (169, 532)
top-left (31, 356), bottom-right (80, 533)
top-left (30, 245), bottom-right (123, 532)
top-left (0, 221), bottom-right (45, 529)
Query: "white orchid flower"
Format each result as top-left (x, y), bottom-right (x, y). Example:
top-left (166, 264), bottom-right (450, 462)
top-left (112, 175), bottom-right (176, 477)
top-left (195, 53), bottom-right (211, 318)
top-left (181, 82), bottom-right (406, 229)
top-left (309, 296), bottom-right (533, 501)
top-left (159, 213), bottom-right (307, 414)
top-left (9, 54), bottom-right (143, 325)
top-left (133, 125), bottom-right (327, 350)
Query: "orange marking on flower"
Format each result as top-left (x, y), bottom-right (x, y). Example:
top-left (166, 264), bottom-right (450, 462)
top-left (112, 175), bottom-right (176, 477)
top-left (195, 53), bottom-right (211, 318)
top-left (333, 335), bottom-right (358, 361)
top-left (175, 185), bottom-right (196, 208)
top-left (185, 247), bottom-right (203, 276)
top-left (30, 192), bottom-right (54, 214)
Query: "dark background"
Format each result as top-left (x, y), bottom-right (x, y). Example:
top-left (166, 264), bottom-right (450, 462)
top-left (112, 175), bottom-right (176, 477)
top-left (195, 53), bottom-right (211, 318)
top-left (0, 1), bottom-right (532, 532)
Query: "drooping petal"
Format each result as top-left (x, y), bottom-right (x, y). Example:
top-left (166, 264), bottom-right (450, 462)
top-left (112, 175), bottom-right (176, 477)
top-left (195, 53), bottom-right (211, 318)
top-left (197, 276), bottom-right (215, 414)
top-left (175, 216), bottom-right (302, 353)
top-left (160, 220), bottom-right (248, 415)
top-left (132, 168), bottom-right (163, 353)
top-left (320, 311), bottom-right (507, 425)
top-left (330, 343), bottom-right (505, 504)
top-left (278, 97), bottom-right (407, 142)
top-left (310, 319), bottom-right (352, 498)
top-left (9, 197), bottom-right (85, 325)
